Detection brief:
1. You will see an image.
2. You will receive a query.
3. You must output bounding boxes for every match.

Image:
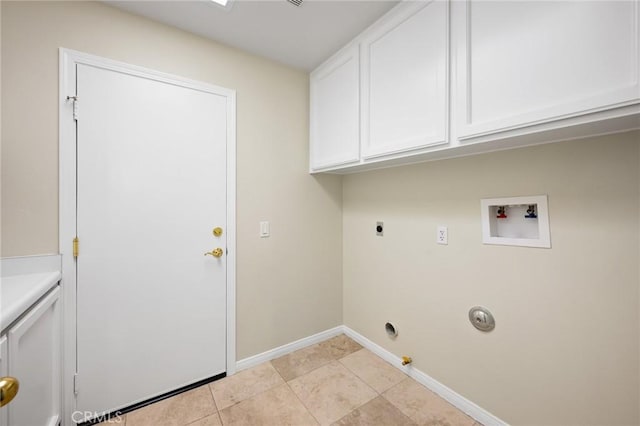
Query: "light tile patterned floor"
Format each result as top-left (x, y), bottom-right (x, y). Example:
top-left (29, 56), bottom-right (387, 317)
top-left (99, 334), bottom-right (481, 426)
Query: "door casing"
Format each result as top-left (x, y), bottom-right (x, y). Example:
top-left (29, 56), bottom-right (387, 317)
top-left (59, 48), bottom-right (237, 424)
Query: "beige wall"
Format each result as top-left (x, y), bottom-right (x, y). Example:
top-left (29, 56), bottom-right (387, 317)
top-left (343, 131), bottom-right (640, 425)
top-left (0, 1), bottom-right (343, 359)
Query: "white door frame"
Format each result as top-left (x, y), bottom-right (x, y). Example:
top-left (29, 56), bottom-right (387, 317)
top-left (59, 48), bottom-right (236, 424)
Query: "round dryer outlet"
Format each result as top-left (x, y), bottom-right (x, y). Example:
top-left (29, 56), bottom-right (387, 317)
top-left (468, 306), bottom-right (495, 332)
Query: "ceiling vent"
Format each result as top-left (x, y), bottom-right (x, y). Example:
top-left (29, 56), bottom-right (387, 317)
top-left (287, 0), bottom-right (303, 6)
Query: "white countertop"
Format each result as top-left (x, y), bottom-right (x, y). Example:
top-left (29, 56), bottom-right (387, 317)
top-left (1, 255), bottom-right (62, 332)
top-left (1, 272), bottom-right (61, 331)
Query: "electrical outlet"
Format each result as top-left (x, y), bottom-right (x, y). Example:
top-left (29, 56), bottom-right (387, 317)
top-left (437, 226), bottom-right (448, 245)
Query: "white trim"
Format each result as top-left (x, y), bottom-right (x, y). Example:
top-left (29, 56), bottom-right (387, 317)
top-left (59, 48), bottom-right (77, 426)
top-left (342, 326), bottom-right (508, 426)
top-left (225, 84), bottom-right (237, 376)
top-left (59, 48), bottom-right (237, 423)
top-left (235, 326), bottom-right (344, 372)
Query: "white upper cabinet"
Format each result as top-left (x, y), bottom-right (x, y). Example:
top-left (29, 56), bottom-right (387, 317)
top-left (454, 0), bottom-right (640, 140)
top-left (310, 46), bottom-right (360, 171)
top-left (361, 0), bottom-right (448, 159)
top-left (309, 0), bottom-right (640, 173)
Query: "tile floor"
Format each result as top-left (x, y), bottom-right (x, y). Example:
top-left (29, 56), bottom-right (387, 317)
top-left (99, 334), bottom-right (480, 426)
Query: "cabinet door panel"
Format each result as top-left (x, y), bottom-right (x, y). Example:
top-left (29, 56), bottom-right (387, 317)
top-left (310, 46), bottom-right (360, 170)
top-left (362, 0), bottom-right (448, 158)
top-left (456, 0), bottom-right (640, 139)
top-left (8, 287), bottom-right (60, 426)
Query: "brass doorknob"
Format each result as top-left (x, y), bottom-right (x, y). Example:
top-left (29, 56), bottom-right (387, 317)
top-left (0, 376), bottom-right (19, 407)
top-left (204, 248), bottom-right (224, 258)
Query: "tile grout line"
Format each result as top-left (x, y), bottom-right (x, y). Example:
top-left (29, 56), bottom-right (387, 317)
top-left (271, 337), bottom-right (360, 386)
top-left (269, 357), bottom-right (323, 424)
top-left (332, 353), bottom-right (383, 416)
top-left (205, 382), bottom-right (225, 426)
top-left (177, 385), bottom-right (219, 426)
top-left (269, 355), bottom-right (322, 424)
top-left (209, 364), bottom-right (286, 414)
top-left (327, 375), bottom-right (380, 426)
top-left (283, 380), bottom-right (322, 426)
top-left (209, 360), bottom-right (321, 426)
top-left (379, 377), bottom-right (477, 426)
top-left (332, 348), bottom-right (422, 425)
top-left (285, 358), bottom-right (379, 425)
top-left (379, 377), bottom-right (413, 408)
top-left (215, 408), bottom-right (224, 425)
top-left (285, 358), bottom-right (334, 381)
top-left (269, 359), bottom-right (287, 383)
top-left (273, 354), bottom-right (334, 383)
top-left (337, 349), bottom-right (385, 395)
top-left (272, 337), bottom-right (371, 426)
top-left (338, 348), bottom-right (411, 396)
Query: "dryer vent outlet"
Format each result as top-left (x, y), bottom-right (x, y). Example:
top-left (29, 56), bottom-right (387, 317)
top-left (385, 322), bottom-right (398, 338)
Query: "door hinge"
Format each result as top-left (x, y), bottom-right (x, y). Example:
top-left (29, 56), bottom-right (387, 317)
top-left (73, 237), bottom-right (79, 258)
top-left (67, 95), bottom-right (78, 120)
top-left (73, 373), bottom-right (79, 395)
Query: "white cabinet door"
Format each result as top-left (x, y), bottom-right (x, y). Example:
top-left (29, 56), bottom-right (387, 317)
top-left (0, 336), bottom-right (7, 426)
top-left (361, 0), bottom-right (449, 159)
top-left (7, 287), bottom-right (60, 426)
top-left (455, 0), bottom-right (640, 140)
top-left (310, 45), bottom-right (360, 171)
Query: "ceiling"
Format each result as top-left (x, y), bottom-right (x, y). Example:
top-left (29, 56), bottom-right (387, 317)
top-left (105, 0), bottom-right (399, 71)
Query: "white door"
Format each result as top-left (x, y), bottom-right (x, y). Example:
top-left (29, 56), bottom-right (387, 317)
top-left (75, 63), bottom-right (228, 418)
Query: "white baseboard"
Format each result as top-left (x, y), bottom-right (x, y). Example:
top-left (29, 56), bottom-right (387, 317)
top-left (235, 326), bottom-right (344, 372)
top-left (342, 326), bottom-right (507, 426)
top-left (236, 325), bottom-right (506, 426)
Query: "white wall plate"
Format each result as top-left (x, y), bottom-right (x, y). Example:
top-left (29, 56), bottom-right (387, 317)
top-left (480, 195), bottom-right (551, 248)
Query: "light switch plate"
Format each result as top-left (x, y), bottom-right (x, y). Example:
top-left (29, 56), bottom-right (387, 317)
top-left (260, 221), bottom-right (270, 238)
